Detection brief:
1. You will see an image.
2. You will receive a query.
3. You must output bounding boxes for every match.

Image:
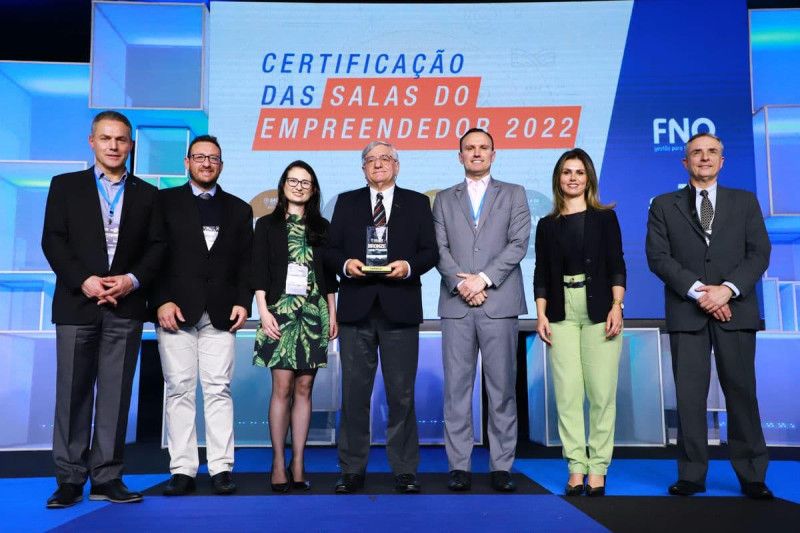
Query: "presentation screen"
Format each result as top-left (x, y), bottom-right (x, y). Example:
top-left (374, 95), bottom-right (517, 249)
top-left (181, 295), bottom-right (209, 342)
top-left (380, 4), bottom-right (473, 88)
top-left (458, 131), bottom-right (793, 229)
top-left (208, 1), bottom-right (756, 319)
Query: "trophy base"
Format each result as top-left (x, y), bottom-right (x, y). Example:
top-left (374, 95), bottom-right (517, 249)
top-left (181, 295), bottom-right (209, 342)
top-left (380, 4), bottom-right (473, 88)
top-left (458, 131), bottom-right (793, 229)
top-left (361, 265), bottom-right (392, 275)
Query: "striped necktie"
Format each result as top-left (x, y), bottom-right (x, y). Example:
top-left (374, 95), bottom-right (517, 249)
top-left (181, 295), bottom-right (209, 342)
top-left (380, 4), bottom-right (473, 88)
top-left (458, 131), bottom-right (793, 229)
top-left (373, 192), bottom-right (386, 226)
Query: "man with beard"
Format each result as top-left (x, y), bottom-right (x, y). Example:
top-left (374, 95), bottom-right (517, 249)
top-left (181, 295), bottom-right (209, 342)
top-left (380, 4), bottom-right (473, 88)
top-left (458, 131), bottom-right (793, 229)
top-left (152, 135), bottom-right (253, 496)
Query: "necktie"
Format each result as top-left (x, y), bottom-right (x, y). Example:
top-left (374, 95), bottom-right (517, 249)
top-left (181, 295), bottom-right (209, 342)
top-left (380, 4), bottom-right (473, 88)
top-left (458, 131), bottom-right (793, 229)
top-left (373, 192), bottom-right (386, 227)
top-left (199, 192), bottom-right (212, 200)
top-left (699, 190), bottom-right (713, 232)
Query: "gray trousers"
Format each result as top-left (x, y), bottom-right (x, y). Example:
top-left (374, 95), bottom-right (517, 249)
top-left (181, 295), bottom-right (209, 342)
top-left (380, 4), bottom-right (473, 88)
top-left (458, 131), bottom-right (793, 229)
top-left (53, 307), bottom-right (143, 485)
top-left (442, 309), bottom-right (518, 472)
top-left (337, 314), bottom-right (420, 475)
top-left (671, 323), bottom-right (769, 485)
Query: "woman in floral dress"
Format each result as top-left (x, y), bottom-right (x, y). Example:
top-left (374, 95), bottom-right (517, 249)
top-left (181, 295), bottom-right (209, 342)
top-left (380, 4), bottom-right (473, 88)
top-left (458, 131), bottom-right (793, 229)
top-left (252, 160), bottom-right (338, 491)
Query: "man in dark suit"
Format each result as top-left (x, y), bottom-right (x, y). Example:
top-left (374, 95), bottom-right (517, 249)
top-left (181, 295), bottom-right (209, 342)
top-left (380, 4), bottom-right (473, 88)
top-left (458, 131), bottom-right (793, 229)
top-left (646, 132), bottom-right (773, 499)
top-left (326, 140), bottom-right (438, 494)
top-left (433, 128), bottom-right (530, 492)
top-left (42, 111), bottom-right (166, 508)
top-left (151, 135), bottom-right (253, 496)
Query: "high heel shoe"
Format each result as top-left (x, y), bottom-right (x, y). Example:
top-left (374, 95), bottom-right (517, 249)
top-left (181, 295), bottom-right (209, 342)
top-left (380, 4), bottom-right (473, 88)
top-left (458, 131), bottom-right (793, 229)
top-left (565, 481), bottom-right (585, 497)
top-left (270, 469), bottom-right (291, 493)
top-left (586, 475), bottom-right (606, 497)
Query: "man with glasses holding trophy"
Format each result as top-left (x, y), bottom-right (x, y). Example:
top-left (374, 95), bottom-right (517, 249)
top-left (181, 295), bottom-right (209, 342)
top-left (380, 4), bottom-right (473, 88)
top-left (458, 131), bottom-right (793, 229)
top-left (326, 141), bottom-right (438, 494)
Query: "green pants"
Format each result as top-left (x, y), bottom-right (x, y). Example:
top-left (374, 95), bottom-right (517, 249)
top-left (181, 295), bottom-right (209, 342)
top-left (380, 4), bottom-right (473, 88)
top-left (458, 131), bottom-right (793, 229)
top-left (548, 275), bottom-right (622, 475)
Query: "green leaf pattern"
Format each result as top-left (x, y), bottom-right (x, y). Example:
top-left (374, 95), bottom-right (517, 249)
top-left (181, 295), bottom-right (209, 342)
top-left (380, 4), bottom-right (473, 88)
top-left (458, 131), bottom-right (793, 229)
top-left (253, 215), bottom-right (329, 369)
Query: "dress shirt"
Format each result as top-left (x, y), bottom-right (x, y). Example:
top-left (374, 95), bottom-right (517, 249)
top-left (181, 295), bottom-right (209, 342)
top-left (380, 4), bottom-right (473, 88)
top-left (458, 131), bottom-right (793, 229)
top-left (94, 167), bottom-right (139, 289)
top-left (687, 181), bottom-right (739, 299)
top-left (461, 174), bottom-right (492, 288)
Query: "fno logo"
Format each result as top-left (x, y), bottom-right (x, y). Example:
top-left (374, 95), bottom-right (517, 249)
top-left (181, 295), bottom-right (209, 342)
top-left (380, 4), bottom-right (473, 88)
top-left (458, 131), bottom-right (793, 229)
top-left (652, 117), bottom-right (716, 152)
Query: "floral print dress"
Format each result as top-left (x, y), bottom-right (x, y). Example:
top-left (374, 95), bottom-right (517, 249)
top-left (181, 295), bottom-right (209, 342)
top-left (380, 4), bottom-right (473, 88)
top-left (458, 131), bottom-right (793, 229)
top-left (253, 214), bottom-right (329, 369)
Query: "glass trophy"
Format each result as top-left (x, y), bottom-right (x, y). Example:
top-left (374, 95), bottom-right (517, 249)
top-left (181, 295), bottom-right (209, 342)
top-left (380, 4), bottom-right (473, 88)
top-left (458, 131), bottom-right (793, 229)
top-left (363, 226), bottom-right (391, 274)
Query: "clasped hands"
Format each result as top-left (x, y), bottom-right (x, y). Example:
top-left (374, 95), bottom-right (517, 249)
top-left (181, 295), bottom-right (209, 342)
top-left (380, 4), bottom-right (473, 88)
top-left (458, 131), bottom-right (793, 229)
top-left (696, 284), bottom-right (733, 322)
top-left (158, 302), bottom-right (248, 333)
top-left (81, 274), bottom-right (133, 307)
top-left (457, 273), bottom-right (488, 307)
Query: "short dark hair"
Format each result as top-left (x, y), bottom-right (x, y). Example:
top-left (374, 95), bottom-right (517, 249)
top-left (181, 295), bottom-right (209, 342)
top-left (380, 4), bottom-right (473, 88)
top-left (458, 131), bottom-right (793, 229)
top-left (459, 127), bottom-right (494, 151)
top-left (188, 134), bottom-right (222, 158)
top-left (91, 110), bottom-right (132, 136)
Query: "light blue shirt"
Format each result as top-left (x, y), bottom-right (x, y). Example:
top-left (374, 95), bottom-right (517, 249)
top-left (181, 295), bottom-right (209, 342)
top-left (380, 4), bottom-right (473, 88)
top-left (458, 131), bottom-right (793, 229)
top-left (93, 167), bottom-right (139, 290)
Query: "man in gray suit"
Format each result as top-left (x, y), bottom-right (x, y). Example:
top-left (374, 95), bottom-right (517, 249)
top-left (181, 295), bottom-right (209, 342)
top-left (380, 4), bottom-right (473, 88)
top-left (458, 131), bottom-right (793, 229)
top-left (646, 132), bottom-right (773, 499)
top-left (433, 128), bottom-right (530, 492)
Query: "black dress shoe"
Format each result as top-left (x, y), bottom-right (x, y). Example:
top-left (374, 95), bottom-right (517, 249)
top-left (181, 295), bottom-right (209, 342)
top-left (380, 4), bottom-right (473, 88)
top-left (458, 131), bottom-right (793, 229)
top-left (668, 480), bottom-right (706, 496)
top-left (394, 473), bottom-right (421, 494)
top-left (742, 482), bottom-right (774, 500)
top-left (565, 482), bottom-right (584, 497)
top-left (163, 474), bottom-right (196, 496)
top-left (291, 472), bottom-right (311, 491)
top-left (211, 471), bottom-right (237, 495)
top-left (586, 476), bottom-right (606, 498)
top-left (89, 479), bottom-right (143, 503)
top-left (270, 470), bottom-right (291, 493)
top-left (46, 483), bottom-right (83, 509)
top-left (334, 473), bottom-right (364, 494)
top-left (490, 471), bottom-right (517, 492)
top-left (448, 470), bottom-right (472, 492)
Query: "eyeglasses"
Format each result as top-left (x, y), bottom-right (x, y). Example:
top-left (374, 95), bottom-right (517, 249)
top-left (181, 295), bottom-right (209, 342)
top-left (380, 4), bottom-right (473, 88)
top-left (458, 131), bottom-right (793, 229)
top-left (286, 177), bottom-right (313, 189)
top-left (363, 154), bottom-right (396, 166)
top-left (190, 154), bottom-right (222, 165)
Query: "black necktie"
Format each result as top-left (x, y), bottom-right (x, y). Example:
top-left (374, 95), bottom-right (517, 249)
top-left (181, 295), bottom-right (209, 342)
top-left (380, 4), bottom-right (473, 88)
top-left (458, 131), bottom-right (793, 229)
top-left (373, 193), bottom-right (386, 227)
top-left (699, 190), bottom-right (713, 232)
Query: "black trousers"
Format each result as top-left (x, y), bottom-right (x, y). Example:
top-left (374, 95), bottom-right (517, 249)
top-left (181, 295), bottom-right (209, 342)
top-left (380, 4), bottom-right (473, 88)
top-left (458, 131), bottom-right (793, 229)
top-left (670, 322), bottom-right (769, 485)
top-left (53, 307), bottom-right (143, 485)
top-left (337, 308), bottom-right (420, 475)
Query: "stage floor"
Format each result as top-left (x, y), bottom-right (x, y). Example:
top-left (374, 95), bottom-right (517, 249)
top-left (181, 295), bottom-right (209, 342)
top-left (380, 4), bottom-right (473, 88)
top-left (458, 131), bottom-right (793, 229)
top-left (4, 445), bottom-right (799, 532)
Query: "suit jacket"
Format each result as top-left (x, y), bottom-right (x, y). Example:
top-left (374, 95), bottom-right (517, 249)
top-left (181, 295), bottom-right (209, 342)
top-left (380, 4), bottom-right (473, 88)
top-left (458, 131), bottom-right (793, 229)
top-left (646, 184), bottom-right (770, 332)
top-left (533, 207), bottom-right (626, 323)
top-left (433, 178), bottom-right (530, 319)
top-left (41, 167), bottom-right (166, 324)
top-left (325, 186), bottom-right (438, 325)
top-left (252, 212), bottom-right (338, 303)
top-left (150, 183), bottom-right (253, 330)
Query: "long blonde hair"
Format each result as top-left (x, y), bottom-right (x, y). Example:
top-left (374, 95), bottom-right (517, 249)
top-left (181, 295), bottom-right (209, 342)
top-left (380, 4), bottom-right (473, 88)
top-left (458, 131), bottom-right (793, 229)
top-left (549, 148), bottom-right (615, 217)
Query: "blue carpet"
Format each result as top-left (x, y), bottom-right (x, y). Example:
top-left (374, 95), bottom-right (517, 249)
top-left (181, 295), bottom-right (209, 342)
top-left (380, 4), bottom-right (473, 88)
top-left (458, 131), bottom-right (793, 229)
top-left (515, 458), bottom-right (800, 500)
top-left (51, 495), bottom-right (606, 532)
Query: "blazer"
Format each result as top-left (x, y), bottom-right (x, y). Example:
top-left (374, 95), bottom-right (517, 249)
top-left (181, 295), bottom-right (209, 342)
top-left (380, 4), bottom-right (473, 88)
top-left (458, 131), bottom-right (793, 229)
top-left (251, 211), bottom-right (338, 304)
top-left (533, 207), bottom-right (626, 323)
top-left (150, 183), bottom-right (253, 331)
top-left (325, 185), bottom-right (438, 325)
top-left (41, 167), bottom-right (166, 324)
top-left (646, 184), bottom-right (770, 332)
top-left (433, 178), bottom-right (530, 319)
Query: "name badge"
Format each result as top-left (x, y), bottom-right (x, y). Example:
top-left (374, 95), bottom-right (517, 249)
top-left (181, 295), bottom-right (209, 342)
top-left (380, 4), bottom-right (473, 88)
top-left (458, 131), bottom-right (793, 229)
top-left (285, 263), bottom-right (309, 296)
top-left (203, 226), bottom-right (219, 250)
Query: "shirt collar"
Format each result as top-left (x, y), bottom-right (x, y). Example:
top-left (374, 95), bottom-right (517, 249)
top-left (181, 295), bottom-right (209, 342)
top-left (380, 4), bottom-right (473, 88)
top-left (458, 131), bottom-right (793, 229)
top-left (465, 173), bottom-right (491, 188)
top-left (370, 184), bottom-right (395, 201)
top-left (190, 181), bottom-right (218, 197)
top-left (94, 166), bottom-right (128, 184)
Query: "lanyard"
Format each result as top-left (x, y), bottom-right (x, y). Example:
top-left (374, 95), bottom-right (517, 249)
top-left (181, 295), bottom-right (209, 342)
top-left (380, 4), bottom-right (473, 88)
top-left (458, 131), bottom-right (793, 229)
top-left (470, 188), bottom-right (486, 227)
top-left (96, 176), bottom-right (125, 225)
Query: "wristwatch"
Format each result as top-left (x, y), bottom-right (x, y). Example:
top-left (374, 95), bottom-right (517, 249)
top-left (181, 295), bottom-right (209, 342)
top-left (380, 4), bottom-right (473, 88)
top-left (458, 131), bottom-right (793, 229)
top-left (612, 298), bottom-right (624, 310)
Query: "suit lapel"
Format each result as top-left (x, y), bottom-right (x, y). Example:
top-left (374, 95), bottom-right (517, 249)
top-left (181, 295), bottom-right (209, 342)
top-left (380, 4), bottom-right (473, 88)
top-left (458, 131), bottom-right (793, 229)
top-left (179, 183), bottom-right (208, 253)
top-left (710, 185), bottom-right (730, 244)
top-left (475, 178), bottom-right (499, 238)
top-left (81, 168), bottom-right (108, 261)
top-left (672, 186), bottom-right (707, 242)
top-left (111, 173), bottom-right (138, 271)
top-left (209, 186), bottom-right (232, 254)
top-left (454, 182), bottom-right (476, 234)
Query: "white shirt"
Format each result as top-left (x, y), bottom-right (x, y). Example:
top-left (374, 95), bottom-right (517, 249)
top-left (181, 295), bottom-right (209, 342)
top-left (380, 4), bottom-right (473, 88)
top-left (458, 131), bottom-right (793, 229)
top-left (687, 182), bottom-right (739, 299)
top-left (370, 185), bottom-right (394, 222)
top-left (459, 174), bottom-right (492, 288)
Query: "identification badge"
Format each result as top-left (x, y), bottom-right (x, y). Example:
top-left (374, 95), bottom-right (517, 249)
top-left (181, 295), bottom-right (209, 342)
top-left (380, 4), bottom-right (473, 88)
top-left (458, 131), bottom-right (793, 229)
top-left (285, 263), bottom-right (309, 296)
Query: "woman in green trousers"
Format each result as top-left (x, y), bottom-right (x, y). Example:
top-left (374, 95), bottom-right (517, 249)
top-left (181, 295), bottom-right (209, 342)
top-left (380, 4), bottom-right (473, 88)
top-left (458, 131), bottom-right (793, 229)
top-left (533, 148), bottom-right (626, 497)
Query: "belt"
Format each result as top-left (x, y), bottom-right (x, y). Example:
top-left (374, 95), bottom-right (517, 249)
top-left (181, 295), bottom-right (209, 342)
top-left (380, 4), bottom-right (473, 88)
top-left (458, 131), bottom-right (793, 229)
top-left (563, 280), bottom-right (586, 288)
